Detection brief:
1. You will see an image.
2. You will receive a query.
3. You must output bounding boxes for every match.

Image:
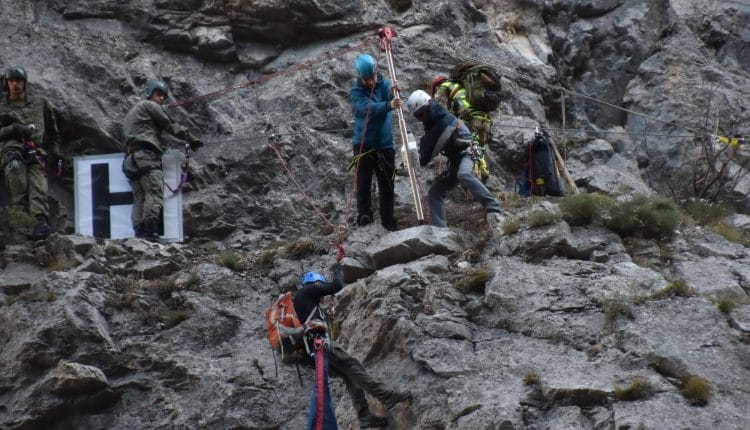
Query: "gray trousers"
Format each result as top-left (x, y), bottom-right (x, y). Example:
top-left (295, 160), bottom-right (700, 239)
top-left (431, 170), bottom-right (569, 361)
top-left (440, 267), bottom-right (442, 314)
top-left (328, 340), bottom-right (394, 418)
top-left (427, 154), bottom-right (502, 227)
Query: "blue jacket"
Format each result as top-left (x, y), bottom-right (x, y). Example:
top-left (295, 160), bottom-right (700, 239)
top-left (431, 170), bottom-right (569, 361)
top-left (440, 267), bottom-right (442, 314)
top-left (418, 103), bottom-right (472, 166)
top-left (350, 73), bottom-right (394, 150)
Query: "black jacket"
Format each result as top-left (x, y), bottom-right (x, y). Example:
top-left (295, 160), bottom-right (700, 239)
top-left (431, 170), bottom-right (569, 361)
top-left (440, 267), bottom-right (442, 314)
top-left (293, 265), bottom-right (344, 322)
top-left (418, 103), bottom-right (473, 166)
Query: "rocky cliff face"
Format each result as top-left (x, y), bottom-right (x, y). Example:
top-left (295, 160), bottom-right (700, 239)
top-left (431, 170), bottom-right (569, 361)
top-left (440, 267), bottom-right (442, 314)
top-left (1, 0), bottom-right (749, 429)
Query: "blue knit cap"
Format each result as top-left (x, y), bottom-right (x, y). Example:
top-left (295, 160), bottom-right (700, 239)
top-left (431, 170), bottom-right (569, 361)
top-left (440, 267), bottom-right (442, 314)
top-left (355, 54), bottom-right (376, 78)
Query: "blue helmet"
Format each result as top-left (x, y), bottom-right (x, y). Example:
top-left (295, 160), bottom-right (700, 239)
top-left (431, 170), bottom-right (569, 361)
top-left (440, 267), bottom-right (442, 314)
top-left (355, 54), bottom-right (376, 78)
top-left (302, 271), bottom-right (327, 285)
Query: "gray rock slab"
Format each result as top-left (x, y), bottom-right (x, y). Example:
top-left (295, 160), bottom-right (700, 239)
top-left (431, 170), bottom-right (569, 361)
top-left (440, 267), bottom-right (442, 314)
top-left (368, 226), bottom-right (463, 268)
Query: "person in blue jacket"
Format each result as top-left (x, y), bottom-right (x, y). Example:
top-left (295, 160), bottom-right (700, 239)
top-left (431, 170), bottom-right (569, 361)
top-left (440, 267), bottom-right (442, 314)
top-left (350, 54), bottom-right (402, 231)
top-left (405, 90), bottom-right (506, 230)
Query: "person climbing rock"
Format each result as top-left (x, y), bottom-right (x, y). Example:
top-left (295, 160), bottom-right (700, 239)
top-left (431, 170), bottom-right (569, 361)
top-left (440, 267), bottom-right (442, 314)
top-left (406, 89), bottom-right (506, 231)
top-left (290, 264), bottom-right (412, 428)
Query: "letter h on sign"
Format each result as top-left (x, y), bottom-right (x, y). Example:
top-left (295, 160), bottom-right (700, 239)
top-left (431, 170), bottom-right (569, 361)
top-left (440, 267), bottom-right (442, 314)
top-left (74, 152), bottom-right (184, 241)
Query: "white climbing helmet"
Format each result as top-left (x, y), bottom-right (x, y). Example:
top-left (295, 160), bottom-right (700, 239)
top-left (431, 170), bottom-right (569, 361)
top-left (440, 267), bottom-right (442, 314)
top-left (406, 89), bottom-right (431, 116)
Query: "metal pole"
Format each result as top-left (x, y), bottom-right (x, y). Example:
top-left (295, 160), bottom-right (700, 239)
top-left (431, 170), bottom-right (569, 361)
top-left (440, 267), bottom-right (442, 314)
top-left (379, 27), bottom-right (425, 223)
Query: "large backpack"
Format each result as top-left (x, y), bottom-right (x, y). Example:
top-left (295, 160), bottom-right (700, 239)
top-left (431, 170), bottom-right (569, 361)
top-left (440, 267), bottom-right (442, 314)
top-left (266, 292), bottom-right (328, 361)
top-left (266, 292), bottom-right (305, 360)
top-left (450, 63), bottom-right (502, 112)
top-left (519, 132), bottom-right (564, 197)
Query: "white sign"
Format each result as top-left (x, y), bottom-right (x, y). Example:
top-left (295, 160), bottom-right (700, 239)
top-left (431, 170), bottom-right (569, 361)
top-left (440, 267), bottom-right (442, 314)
top-left (74, 151), bottom-right (184, 241)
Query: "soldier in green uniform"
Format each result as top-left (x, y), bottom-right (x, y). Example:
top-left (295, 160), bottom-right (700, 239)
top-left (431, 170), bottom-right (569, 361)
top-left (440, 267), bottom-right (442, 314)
top-left (121, 79), bottom-right (202, 241)
top-left (0, 67), bottom-right (61, 240)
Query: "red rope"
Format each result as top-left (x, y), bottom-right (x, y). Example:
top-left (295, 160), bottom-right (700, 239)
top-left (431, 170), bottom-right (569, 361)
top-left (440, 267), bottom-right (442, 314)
top-left (269, 142), bottom-right (347, 259)
top-left (315, 342), bottom-right (325, 430)
top-left (166, 38), bottom-right (378, 109)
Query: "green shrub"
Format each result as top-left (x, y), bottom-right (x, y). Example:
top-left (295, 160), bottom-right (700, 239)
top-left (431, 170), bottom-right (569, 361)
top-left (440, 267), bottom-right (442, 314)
top-left (681, 375), bottom-right (711, 405)
top-left (455, 270), bottom-right (491, 294)
top-left (607, 196), bottom-right (681, 239)
top-left (286, 237), bottom-right (318, 258)
top-left (716, 297), bottom-right (737, 314)
top-left (502, 218), bottom-right (521, 235)
top-left (528, 210), bottom-right (561, 228)
top-left (601, 295), bottom-right (633, 324)
top-left (711, 223), bottom-right (750, 246)
top-left (651, 279), bottom-right (695, 299)
top-left (105, 245), bottom-right (125, 257)
top-left (523, 372), bottom-right (541, 386)
top-left (219, 251), bottom-right (245, 272)
top-left (559, 193), bottom-right (603, 226)
top-left (614, 376), bottom-right (653, 401)
top-left (684, 199), bottom-right (734, 224)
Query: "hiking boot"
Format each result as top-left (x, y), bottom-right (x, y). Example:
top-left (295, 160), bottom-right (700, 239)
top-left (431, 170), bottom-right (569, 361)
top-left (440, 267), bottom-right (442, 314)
top-left (383, 390), bottom-right (412, 410)
top-left (142, 221), bottom-right (162, 243)
top-left (486, 212), bottom-right (506, 231)
top-left (358, 413), bottom-right (388, 429)
top-left (357, 214), bottom-right (373, 226)
top-left (133, 223), bottom-right (145, 238)
top-left (29, 216), bottom-right (51, 241)
top-left (382, 218), bottom-right (399, 232)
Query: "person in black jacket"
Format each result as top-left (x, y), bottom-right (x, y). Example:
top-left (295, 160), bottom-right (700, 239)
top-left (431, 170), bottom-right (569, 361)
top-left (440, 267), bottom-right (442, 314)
top-left (405, 89), bottom-right (506, 230)
top-left (293, 264), bottom-right (411, 428)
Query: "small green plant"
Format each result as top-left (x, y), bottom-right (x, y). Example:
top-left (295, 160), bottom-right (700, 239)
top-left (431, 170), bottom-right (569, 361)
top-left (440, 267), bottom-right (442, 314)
top-left (607, 196), bottom-right (681, 240)
top-left (587, 346), bottom-right (602, 358)
top-left (651, 279), bottom-right (695, 299)
top-left (614, 376), bottom-right (653, 401)
top-left (286, 237), bottom-right (317, 258)
top-left (559, 193), bottom-right (603, 226)
top-left (105, 245), bottom-right (125, 257)
top-left (183, 274), bottom-right (200, 289)
top-left (523, 372), bottom-right (541, 386)
top-left (502, 218), bottom-right (520, 235)
top-left (455, 269), bottom-right (491, 294)
top-left (527, 210), bottom-right (561, 227)
top-left (711, 223), bottom-right (750, 246)
top-left (683, 199), bottom-right (734, 225)
top-left (219, 251), bottom-right (245, 272)
top-left (681, 375), bottom-right (711, 405)
top-left (716, 296), bottom-right (737, 314)
top-left (601, 295), bottom-right (633, 324)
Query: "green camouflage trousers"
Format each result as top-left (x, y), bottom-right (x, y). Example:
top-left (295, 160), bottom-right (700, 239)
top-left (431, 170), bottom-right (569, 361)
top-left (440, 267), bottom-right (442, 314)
top-left (2, 149), bottom-right (48, 218)
top-left (123, 149), bottom-right (163, 228)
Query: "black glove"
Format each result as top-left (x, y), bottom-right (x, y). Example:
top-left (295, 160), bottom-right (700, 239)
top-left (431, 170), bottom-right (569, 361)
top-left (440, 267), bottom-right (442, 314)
top-left (189, 136), bottom-right (203, 151)
top-left (13, 123), bottom-right (34, 139)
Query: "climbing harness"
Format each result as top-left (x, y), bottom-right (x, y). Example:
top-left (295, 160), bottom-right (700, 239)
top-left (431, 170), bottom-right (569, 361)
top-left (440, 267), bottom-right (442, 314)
top-left (21, 136), bottom-right (62, 176)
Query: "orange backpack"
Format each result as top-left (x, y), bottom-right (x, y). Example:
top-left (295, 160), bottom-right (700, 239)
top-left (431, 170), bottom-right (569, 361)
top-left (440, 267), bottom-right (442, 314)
top-left (266, 292), bottom-right (305, 356)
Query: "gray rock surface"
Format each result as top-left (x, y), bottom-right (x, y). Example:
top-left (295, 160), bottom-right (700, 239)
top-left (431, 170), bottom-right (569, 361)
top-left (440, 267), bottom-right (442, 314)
top-left (1, 0), bottom-right (749, 429)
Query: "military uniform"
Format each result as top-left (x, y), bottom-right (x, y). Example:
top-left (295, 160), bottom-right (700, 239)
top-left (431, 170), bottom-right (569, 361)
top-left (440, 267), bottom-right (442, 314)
top-left (122, 99), bottom-right (197, 238)
top-left (433, 79), bottom-right (492, 181)
top-left (0, 95), bottom-right (61, 223)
